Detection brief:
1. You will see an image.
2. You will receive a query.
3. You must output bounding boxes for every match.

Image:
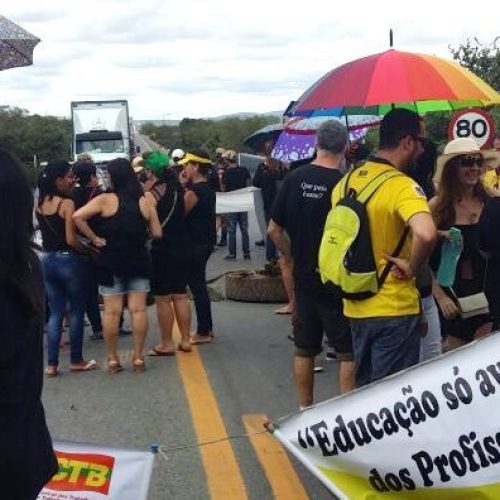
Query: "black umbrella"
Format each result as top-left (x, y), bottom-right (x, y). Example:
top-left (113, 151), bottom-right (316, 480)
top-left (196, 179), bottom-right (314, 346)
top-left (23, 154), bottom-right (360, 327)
top-left (243, 123), bottom-right (283, 153)
top-left (0, 15), bottom-right (40, 71)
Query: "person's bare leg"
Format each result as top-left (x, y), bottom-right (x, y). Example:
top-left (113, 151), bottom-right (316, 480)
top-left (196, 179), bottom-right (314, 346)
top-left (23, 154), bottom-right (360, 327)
top-left (446, 335), bottom-right (467, 351)
top-left (294, 356), bottom-right (314, 408)
top-left (338, 360), bottom-right (356, 394)
top-left (127, 292), bottom-right (148, 364)
top-left (102, 295), bottom-right (123, 363)
top-left (172, 293), bottom-right (192, 351)
top-left (276, 256), bottom-right (294, 314)
top-left (154, 295), bottom-right (175, 352)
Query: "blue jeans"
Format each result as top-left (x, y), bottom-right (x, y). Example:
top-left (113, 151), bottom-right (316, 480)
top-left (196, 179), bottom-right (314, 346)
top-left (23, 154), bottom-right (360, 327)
top-left (420, 295), bottom-right (442, 362)
top-left (187, 245), bottom-right (213, 335)
top-left (82, 258), bottom-right (102, 333)
top-left (228, 212), bottom-right (250, 257)
top-left (41, 251), bottom-right (85, 366)
top-left (350, 315), bottom-right (421, 387)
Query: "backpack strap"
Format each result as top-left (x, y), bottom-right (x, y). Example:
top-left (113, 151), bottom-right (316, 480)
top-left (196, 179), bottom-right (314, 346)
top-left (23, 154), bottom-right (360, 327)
top-left (356, 170), bottom-right (402, 204)
top-left (378, 227), bottom-right (410, 289)
top-left (352, 168), bottom-right (408, 288)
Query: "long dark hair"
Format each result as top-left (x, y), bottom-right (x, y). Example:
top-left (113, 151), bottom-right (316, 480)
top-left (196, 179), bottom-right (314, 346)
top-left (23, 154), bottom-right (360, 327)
top-left (37, 159), bottom-right (72, 207)
top-left (0, 148), bottom-right (44, 325)
top-left (433, 155), bottom-right (489, 228)
top-left (107, 158), bottom-right (144, 200)
top-left (159, 167), bottom-right (183, 216)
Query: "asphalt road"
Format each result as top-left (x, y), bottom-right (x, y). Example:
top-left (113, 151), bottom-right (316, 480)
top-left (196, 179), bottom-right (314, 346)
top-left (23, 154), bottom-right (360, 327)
top-left (135, 133), bottom-right (159, 153)
top-left (42, 213), bottom-right (339, 499)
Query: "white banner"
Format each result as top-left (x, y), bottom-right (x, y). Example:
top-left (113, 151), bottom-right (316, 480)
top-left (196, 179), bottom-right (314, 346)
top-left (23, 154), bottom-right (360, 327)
top-left (273, 334), bottom-right (500, 499)
top-left (216, 187), bottom-right (267, 239)
top-left (37, 440), bottom-right (154, 500)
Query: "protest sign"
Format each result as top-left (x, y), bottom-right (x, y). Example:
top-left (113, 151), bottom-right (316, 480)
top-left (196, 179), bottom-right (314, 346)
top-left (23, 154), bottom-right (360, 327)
top-left (38, 440), bottom-right (154, 500)
top-left (216, 187), bottom-right (267, 238)
top-left (272, 334), bottom-right (500, 499)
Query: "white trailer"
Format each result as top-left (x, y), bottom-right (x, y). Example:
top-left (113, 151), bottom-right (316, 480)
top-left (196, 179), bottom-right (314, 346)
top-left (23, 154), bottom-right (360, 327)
top-left (71, 100), bottom-right (132, 166)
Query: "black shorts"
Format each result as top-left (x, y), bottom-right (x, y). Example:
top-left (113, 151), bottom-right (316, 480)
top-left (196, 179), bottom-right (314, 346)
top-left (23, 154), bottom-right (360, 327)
top-left (151, 249), bottom-right (187, 296)
top-left (293, 287), bottom-right (353, 360)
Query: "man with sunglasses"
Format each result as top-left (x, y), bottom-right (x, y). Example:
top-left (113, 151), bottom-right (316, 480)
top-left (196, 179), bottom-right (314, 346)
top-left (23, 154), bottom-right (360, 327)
top-left (331, 108), bottom-right (437, 387)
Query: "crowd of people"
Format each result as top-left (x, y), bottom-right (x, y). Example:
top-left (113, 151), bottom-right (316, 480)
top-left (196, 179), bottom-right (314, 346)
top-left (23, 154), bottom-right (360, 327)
top-left (269, 111), bottom-right (500, 408)
top-left (2, 110), bottom-right (500, 496)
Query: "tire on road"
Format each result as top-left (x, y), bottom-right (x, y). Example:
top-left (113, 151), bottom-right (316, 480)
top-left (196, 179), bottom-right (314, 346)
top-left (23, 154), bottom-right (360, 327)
top-left (225, 270), bottom-right (288, 303)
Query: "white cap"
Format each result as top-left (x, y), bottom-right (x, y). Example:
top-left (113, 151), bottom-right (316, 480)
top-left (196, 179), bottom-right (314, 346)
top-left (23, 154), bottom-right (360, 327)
top-left (172, 148), bottom-right (185, 160)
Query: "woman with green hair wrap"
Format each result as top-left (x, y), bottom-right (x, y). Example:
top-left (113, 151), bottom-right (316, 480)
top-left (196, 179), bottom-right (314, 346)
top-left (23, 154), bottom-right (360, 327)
top-left (144, 151), bottom-right (192, 355)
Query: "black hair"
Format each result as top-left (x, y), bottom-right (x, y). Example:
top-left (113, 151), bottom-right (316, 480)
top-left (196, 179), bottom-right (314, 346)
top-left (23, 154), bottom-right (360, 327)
top-left (410, 138), bottom-right (438, 199)
top-left (379, 109), bottom-right (422, 150)
top-left (107, 158), bottom-right (144, 200)
top-left (190, 148), bottom-right (212, 177)
top-left (37, 159), bottom-right (72, 206)
top-left (0, 148), bottom-right (44, 326)
top-left (73, 159), bottom-right (97, 187)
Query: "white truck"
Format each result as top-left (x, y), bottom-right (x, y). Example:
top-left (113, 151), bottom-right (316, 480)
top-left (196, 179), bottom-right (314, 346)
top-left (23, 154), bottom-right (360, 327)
top-left (71, 100), bottom-right (133, 167)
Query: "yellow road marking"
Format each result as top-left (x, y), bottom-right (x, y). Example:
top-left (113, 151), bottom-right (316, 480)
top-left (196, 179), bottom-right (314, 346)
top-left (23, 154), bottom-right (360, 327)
top-left (243, 414), bottom-right (309, 500)
top-left (174, 325), bottom-right (247, 499)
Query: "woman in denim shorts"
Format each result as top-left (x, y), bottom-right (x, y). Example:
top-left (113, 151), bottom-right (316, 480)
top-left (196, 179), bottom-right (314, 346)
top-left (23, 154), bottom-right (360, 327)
top-left (74, 159), bottom-right (162, 373)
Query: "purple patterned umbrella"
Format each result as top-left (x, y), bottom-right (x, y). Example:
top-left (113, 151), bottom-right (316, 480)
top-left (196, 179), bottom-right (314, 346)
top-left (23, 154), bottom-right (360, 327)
top-left (272, 115), bottom-right (380, 163)
top-left (0, 15), bottom-right (40, 71)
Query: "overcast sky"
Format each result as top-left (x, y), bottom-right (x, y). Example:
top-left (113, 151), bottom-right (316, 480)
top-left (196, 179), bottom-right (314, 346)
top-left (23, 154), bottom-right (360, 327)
top-left (1, 0), bottom-right (499, 120)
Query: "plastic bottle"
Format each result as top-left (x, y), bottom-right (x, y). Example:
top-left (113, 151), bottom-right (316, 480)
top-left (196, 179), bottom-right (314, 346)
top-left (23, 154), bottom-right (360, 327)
top-left (436, 227), bottom-right (463, 287)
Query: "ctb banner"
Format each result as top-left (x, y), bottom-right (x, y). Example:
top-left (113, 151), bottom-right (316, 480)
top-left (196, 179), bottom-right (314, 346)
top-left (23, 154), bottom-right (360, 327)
top-left (37, 440), bottom-right (154, 500)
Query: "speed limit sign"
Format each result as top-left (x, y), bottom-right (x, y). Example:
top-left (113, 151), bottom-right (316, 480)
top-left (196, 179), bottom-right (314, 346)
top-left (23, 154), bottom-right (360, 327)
top-left (448, 109), bottom-right (495, 149)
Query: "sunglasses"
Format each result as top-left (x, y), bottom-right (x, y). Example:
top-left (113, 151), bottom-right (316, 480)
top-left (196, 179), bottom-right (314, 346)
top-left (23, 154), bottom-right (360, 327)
top-left (458, 155), bottom-right (483, 168)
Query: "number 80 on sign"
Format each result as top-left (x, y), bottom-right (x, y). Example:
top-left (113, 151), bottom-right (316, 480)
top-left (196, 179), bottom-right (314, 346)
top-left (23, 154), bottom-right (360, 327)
top-left (448, 109), bottom-right (495, 149)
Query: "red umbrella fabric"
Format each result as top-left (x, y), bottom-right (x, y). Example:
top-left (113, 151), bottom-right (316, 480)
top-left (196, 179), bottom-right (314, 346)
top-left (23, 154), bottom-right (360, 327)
top-left (293, 49), bottom-right (500, 117)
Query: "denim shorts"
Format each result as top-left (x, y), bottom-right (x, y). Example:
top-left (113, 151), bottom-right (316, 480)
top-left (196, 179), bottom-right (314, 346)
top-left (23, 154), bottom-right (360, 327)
top-left (99, 276), bottom-right (150, 296)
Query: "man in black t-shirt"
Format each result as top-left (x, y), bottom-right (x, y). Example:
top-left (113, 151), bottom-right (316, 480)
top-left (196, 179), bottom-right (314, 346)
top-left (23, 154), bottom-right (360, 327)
top-left (268, 121), bottom-right (355, 408)
top-left (221, 150), bottom-right (251, 260)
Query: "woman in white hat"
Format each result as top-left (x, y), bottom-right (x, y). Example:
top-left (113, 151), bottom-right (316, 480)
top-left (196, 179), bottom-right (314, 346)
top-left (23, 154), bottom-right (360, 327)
top-left (430, 138), bottom-right (491, 351)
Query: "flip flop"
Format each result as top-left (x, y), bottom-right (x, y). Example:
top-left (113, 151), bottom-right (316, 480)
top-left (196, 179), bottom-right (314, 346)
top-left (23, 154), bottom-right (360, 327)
top-left (190, 334), bottom-right (213, 345)
top-left (45, 366), bottom-right (59, 377)
top-left (70, 359), bottom-right (97, 372)
top-left (177, 343), bottom-right (192, 353)
top-left (275, 306), bottom-right (292, 315)
top-left (147, 347), bottom-right (175, 357)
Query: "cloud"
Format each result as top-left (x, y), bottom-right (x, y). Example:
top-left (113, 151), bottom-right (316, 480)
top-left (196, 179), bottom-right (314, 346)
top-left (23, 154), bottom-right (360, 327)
top-left (0, 0), bottom-right (498, 119)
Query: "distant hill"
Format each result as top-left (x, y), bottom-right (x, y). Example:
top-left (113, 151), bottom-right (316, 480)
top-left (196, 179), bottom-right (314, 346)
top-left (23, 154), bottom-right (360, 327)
top-left (134, 110), bottom-right (282, 127)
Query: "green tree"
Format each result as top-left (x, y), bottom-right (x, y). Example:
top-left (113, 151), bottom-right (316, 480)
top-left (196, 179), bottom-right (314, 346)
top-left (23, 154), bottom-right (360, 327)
top-left (449, 37), bottom-right (500, 90)
top-left (139, 115), bottom-right (280, 155)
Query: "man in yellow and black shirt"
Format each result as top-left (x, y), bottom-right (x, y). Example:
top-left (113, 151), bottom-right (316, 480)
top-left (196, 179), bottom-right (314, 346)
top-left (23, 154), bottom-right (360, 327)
top-left (331, 109), bottom-right (437, 387)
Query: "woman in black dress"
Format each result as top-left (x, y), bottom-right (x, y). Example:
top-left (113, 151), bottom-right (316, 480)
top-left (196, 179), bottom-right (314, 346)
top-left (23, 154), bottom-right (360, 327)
top-left (144, 151), bottom-right (192, 354)
top-left (179, 150), bottom-right (217, 344)
top-left (0, 148), bottom-right (58, 498)
top-left (430, 138), bottom-right (491, 350)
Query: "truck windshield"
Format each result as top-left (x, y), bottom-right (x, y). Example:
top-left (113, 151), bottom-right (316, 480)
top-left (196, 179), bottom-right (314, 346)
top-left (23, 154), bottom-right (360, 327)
top-left (76, 139), bottom-right (124, 154)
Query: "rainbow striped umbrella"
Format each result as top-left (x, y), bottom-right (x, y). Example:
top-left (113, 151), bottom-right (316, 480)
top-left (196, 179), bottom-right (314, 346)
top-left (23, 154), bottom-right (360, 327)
top-left (291, 49), bottom-right (500, 117)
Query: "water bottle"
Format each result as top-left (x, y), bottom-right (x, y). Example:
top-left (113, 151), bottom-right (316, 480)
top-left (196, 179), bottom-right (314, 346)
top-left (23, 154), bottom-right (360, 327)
top-left (436, 227), bottom-right (463, 287)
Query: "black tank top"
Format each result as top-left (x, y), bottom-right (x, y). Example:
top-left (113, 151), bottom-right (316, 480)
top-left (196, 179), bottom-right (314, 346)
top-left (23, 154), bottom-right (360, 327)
top-left (185, 182), bottom-right (216, 247)
top-left (36, 198), bottom-right (69, 252)
top-left (98, 193), bottom-right (151, 278)
top-left (150, 180), bottom-right (187, 254)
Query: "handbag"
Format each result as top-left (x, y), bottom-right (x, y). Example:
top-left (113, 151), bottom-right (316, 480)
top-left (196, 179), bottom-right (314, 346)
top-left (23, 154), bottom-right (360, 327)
top-left (450, 258), bottom-right (490, 319)
top-left (453, 291), bottom-right (490, 319)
